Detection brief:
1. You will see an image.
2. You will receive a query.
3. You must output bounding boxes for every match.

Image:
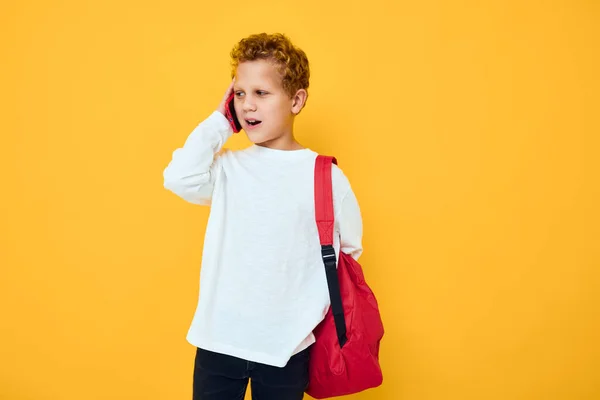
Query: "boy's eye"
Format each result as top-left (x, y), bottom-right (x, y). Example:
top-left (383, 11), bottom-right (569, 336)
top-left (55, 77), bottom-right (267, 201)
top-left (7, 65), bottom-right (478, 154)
top-left (235, 90), bottom-right (267, 97)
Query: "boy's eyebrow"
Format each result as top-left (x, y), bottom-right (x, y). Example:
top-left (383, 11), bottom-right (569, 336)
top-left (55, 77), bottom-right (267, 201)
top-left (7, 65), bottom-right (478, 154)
top-left (233, 83), bottom-right (271, 91)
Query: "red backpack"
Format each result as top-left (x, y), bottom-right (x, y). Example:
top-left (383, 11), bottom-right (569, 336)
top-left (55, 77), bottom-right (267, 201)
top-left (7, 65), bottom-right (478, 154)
top-left (306, 155), bottom-right (385, 399)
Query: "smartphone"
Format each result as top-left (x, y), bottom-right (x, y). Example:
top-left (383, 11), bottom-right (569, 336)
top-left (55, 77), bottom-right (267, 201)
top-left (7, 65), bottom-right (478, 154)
top-left (225, 92), bottom-right (242, 133)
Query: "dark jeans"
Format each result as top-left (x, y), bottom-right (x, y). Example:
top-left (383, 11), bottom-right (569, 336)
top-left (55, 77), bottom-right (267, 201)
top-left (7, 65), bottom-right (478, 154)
top-left (193, 347), bottom-right (311, 400)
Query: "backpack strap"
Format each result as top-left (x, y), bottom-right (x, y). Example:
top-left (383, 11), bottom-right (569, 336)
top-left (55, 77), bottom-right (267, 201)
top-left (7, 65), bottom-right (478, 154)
top-left (314, 155), bottom-right (348, 348)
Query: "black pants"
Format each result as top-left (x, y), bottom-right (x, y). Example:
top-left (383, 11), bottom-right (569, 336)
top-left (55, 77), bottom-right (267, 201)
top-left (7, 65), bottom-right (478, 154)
top-left (193, 347), bottom-right (310, 400)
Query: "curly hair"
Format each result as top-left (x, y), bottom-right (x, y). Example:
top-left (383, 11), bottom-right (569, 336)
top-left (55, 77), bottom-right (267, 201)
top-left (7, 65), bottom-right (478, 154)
top-left (230, 33), bottom-right (310, 101)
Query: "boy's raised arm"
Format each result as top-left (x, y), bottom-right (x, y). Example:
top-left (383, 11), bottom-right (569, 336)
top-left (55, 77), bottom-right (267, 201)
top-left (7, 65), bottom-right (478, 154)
top-left (163, 81), bottom-right (235, 205)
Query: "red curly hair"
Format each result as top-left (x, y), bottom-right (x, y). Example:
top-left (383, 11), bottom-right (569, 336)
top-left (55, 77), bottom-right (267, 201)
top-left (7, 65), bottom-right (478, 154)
top-left (230, 33), bottom-right (310, 102)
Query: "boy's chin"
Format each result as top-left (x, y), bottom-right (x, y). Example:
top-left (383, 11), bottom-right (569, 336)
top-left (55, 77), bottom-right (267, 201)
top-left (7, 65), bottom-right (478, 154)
top-left (244, 131), bottom-right (273, 145)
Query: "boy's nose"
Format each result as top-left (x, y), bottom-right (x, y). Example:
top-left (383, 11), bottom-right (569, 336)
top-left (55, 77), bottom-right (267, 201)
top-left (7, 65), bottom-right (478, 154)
top-left (242, 99), bottom-right (257, 112)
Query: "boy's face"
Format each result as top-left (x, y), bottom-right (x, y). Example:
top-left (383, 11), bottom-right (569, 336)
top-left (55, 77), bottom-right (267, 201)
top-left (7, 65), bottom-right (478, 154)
top-left (233, 59), bottom-right (302, 147)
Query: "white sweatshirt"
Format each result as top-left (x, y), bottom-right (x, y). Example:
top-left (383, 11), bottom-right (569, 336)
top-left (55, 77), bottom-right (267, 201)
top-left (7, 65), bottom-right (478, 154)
top-left (163, 111), bottom-right (363, 367)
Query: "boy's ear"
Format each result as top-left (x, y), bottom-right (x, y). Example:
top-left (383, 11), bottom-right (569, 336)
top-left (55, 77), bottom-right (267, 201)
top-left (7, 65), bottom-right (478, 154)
top-left (291, 89), bottom-right (308, 115)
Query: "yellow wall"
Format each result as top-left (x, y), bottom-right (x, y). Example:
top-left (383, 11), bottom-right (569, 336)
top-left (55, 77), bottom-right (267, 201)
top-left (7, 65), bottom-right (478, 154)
top-left (1, 1), bottom-right (598, 399)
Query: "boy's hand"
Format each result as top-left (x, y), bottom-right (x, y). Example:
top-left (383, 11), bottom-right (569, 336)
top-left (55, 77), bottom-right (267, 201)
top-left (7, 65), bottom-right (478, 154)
top-left (217, 79), bottom-right (235, 117)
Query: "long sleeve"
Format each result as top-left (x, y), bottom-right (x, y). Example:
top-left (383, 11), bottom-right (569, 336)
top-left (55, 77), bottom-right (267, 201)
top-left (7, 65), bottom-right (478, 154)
top-left (336, 187), bottom-right (364, 261)
top-left (163, 111), bottom-right (233, 205)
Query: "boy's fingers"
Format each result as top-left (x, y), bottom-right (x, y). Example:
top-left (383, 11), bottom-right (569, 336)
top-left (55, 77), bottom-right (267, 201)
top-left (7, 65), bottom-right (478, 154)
top-left (218, 79), bottom-right (236, 115)
top-left (226, 79), bottom-right (235, 96)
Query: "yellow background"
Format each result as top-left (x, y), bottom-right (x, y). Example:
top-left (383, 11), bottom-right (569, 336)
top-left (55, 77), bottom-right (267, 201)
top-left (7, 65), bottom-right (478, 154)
top-left (1, 0), bottom-right (598, 399)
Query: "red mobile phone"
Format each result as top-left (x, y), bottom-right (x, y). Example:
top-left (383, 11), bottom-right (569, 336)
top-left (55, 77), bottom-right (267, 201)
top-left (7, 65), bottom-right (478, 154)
top-left (224, 92), bottom-right (242, 133)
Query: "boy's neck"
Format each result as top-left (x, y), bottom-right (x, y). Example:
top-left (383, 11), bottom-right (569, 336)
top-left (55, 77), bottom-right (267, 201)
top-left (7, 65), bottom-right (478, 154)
top-left (255, 125), bottom-right (304, 150)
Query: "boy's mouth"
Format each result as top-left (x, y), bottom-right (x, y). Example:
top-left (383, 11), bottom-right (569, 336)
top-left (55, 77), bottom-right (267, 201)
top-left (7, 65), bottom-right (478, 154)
top-left (245, 119), bottom-right (262, 126)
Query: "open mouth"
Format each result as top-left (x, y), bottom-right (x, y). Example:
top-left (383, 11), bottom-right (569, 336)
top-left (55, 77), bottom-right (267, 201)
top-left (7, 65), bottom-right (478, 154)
top-left (246, 119), bottom-right (262, 126)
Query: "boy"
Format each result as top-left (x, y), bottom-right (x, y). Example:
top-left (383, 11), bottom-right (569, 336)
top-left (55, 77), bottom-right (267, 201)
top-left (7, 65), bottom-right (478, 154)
top-left (163, 33), bottom-right (363, 400)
